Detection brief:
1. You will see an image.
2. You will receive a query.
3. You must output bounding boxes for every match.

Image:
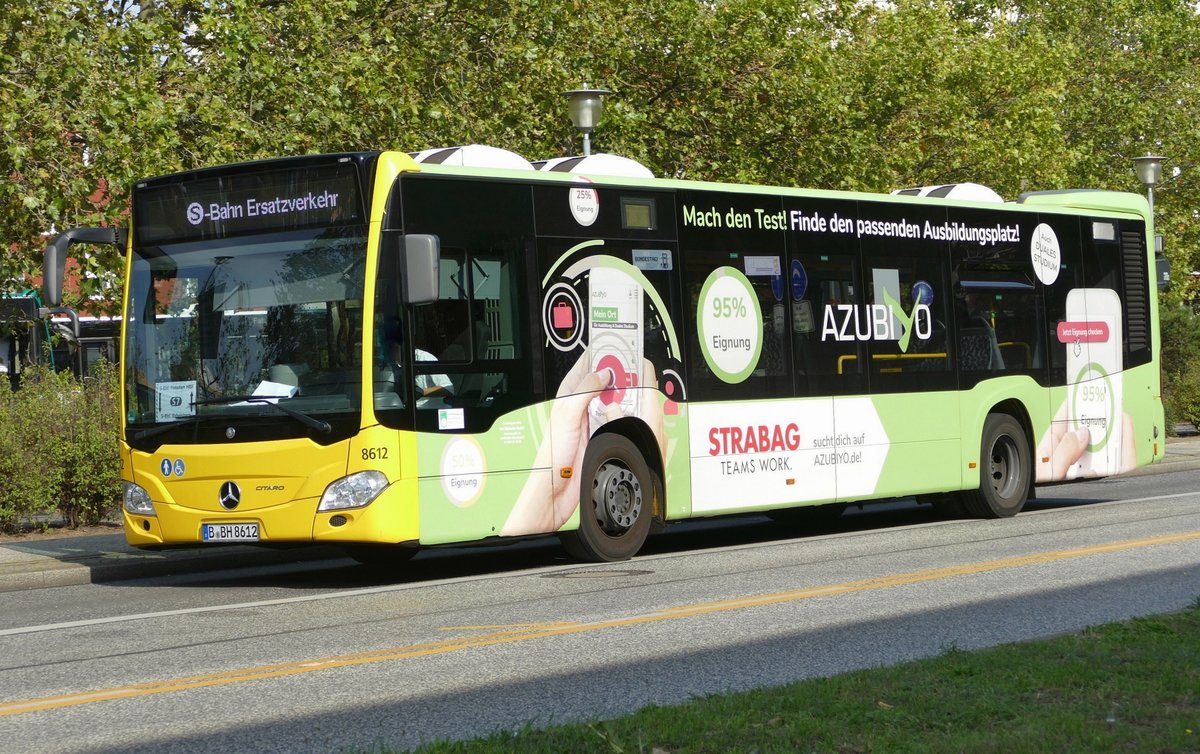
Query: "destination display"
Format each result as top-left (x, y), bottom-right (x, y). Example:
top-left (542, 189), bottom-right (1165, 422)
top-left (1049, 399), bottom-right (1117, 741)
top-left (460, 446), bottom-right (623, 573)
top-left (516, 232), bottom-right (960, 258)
top-left (133, 161), bottom-right (364, 245)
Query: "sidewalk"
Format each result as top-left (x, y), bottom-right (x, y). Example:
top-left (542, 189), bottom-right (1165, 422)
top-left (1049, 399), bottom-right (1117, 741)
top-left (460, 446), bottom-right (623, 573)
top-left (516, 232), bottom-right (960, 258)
top-left (4, 436), bottom-right (1200, 593)
top-left (0, 535), bottom-right (346, 593)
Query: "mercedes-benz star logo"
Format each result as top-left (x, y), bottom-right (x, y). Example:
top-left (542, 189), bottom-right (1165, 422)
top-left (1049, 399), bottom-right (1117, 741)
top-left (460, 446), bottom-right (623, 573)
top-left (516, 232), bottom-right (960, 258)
top-left (219, 481), bottom-right (241, 510)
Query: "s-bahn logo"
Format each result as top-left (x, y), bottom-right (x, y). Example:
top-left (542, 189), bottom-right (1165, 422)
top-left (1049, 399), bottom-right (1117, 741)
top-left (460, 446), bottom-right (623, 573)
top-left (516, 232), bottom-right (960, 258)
top-left (821, 293), bottom-right (931, 352)
top-left (186, 202), bottom-right (205, 226)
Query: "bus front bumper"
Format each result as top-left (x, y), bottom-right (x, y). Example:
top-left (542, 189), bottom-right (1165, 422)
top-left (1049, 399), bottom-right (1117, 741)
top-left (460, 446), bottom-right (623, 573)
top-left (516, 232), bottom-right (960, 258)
top-left (123, 480), bottom-right (419, 549)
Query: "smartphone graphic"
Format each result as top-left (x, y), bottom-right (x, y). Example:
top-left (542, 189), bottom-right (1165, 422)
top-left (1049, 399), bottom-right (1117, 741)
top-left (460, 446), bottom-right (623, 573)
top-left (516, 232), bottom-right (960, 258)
top-left (1062, 288), bottom-right (1123, 478)
top-left (587, 266), bottom-right (644, 434)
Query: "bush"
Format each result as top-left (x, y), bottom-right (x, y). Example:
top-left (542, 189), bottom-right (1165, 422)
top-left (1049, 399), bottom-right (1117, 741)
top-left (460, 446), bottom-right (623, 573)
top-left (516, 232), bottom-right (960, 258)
top-left (0, 362), bottom-right (121, 532)
top-left (1158, 301), bottom-right (1200, 434)
top-left (0, 369), bottom-right (63, 529)
top-left (1169, 364), bottom-right (1200, 432)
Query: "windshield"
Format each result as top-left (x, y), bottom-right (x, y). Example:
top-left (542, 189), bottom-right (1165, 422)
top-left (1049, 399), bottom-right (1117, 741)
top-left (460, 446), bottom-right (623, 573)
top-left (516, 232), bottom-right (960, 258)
top-left (124, 226), bottom-right (367, 440)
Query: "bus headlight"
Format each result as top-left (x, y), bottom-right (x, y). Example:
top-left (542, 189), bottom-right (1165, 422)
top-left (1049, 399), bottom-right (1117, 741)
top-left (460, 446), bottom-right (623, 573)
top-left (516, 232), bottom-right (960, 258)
top-left (318, 471), bottom-right (389, 512)
top-left (122, 482), bottom-right (155, 516)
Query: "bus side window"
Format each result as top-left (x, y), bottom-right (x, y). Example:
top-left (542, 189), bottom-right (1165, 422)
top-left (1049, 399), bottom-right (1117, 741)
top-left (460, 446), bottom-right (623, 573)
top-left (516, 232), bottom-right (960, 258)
top-left (862, 241), bottom-right (954, 393)
top-left (790, 255), bottom-right (868, 396)
top-left (948, 209), bottom-right (1048, 384)
top-left (951, 269), bottom-right (1044, 378)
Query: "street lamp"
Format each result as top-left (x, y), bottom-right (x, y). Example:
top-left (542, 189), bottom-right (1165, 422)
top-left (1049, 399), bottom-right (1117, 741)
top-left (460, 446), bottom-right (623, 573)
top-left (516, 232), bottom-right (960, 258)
top-left (562, 84), bottom-right (610, 157)
top-left (1132, 154), bottom-right (1164, 214)
top-left (1132, 154), bottom-right (1170, 291)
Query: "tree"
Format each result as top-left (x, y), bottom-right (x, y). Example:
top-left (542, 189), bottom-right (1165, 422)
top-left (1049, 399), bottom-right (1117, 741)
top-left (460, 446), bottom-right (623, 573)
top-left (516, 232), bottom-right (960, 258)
top-left (997, 0), bottom-right (1200, 295)
top-left (1, 0), bottom-right (1198, 306)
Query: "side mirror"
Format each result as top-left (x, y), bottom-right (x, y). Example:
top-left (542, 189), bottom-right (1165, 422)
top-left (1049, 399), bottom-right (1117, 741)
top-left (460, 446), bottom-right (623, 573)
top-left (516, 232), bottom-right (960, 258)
top-left (42, 227), bottom-right (127, 307)
top-left (402, 233), bottom-right (440, 305)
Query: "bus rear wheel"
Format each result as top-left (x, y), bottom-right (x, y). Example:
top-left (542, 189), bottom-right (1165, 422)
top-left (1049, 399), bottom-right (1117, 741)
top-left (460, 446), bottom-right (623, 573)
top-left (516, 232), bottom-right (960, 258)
top-left (961, 413), bottom-right (1030, 518)
top-left (560, 433), bottom-right (654, 562)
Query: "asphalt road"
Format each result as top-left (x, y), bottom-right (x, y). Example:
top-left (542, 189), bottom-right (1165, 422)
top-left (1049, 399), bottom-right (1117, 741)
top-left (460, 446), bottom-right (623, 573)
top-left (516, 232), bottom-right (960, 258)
top-left (1, 470), bottom-right (1199, 754)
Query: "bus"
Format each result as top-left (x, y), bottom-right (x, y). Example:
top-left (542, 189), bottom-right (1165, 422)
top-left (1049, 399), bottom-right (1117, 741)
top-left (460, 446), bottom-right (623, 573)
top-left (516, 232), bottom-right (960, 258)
top-left (1, 292), bottom-right (119, 387)
top-left (42, 150), bottom-right (1164, 563)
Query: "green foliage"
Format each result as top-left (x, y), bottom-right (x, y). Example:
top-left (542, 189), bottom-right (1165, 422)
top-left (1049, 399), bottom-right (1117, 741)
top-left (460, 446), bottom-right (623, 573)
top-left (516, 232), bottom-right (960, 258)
top-left (1169, 367), bottom-right (1200, 434)
top-left (0, 369), bottom-right (62, 529)
top-left (56, 360), bottom-right (122, 526)
top-left (0, 362), bottom-right (120, 532)
top-left (1157, 300), bottom-right (1200, 432)
top-left (1159, 300), bottom-right (1200, 378)
top-left (0, 4), bottom-right (1194, 407)
top-left (1, 0), bottom-right (1198, 317)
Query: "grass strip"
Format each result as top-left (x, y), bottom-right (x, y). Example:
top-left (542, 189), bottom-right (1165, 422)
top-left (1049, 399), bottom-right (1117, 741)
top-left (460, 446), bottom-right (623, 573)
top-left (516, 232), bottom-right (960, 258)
top-left (402, 601), bottom-right (1200, 754)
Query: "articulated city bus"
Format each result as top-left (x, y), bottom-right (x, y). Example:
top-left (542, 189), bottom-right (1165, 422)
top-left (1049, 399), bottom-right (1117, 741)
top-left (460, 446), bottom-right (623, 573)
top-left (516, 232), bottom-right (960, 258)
top-left (43, 150), bottom-right (1164, 562)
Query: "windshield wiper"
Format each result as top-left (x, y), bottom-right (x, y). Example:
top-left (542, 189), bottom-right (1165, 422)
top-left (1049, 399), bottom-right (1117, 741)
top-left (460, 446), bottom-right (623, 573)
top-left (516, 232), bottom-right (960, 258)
top-left (132, 395), bottom-right (332, 444)
top-left (192, 395), bottom-right (332, 434)
top-left (132, 415), bottom-right (205, 444)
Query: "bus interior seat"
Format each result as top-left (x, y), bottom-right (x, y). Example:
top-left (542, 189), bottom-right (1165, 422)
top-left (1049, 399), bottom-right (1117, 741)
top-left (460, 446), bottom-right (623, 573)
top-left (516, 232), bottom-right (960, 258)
top-left (372, 367), bottom-right (404, 408)
top-left (268, 363), bottom-right (311, 388)
top-left (372, 366), bottom-right (397, 394)
top-left (451, 320), bottom-right (491, 359)
top-left (958, 318), bottom-right (1003, 371)
top-left (442, 321), bottom-right (491, 401)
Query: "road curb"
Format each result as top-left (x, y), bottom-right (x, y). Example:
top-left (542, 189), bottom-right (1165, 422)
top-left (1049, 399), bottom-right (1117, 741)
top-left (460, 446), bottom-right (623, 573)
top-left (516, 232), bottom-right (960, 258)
top-left (0, 543), bottom-right (345, 593)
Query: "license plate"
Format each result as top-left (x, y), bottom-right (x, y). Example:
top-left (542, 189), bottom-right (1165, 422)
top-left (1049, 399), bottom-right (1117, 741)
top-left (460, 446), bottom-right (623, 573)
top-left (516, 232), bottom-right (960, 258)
top-left (201, 522), bottom-right (260, 542)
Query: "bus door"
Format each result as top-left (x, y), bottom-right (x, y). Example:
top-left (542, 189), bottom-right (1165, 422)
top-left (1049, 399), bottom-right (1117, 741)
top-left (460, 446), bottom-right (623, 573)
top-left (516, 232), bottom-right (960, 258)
top-left (376, 175), bottom-right (541, 544)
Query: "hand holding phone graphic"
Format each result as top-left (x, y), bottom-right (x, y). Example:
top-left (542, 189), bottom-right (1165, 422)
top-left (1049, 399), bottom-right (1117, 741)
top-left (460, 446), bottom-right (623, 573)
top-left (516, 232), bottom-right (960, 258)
top-left (587, 266), bottom-right (644, 435)
top-left (1061, 288), bottom-right (1123, 479)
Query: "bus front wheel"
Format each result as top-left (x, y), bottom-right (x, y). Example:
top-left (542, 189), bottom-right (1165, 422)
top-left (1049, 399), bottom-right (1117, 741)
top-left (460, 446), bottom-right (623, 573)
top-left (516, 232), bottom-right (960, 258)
top-left (560, 433), bottom-right (655, 562)
top-left (961, 413), bottom-right (1030, 518)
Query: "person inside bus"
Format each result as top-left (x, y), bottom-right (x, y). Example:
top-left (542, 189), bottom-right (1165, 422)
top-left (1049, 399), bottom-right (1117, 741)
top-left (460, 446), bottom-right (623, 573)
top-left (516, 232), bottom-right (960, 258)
top-left (383, 318), bottom-right (453, 405)
top-left (414, 349), bottom-right (454, 403)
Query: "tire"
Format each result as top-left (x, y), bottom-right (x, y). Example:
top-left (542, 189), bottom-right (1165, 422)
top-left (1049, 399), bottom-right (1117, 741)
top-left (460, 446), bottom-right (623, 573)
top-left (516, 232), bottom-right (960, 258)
top-left (559, 433), bottom-right (655, 562)
top-left (344, 543), bottom-right (419, 567)
top-left (961, 413), bottom-right (1030, 518)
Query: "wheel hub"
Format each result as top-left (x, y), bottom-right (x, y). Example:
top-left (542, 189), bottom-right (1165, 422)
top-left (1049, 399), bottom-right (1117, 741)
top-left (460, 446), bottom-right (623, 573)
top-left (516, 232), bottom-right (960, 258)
top-left (989, 436), bottom-right (1020, 497)
top-left (592, 460), bottom-right (643, 533)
